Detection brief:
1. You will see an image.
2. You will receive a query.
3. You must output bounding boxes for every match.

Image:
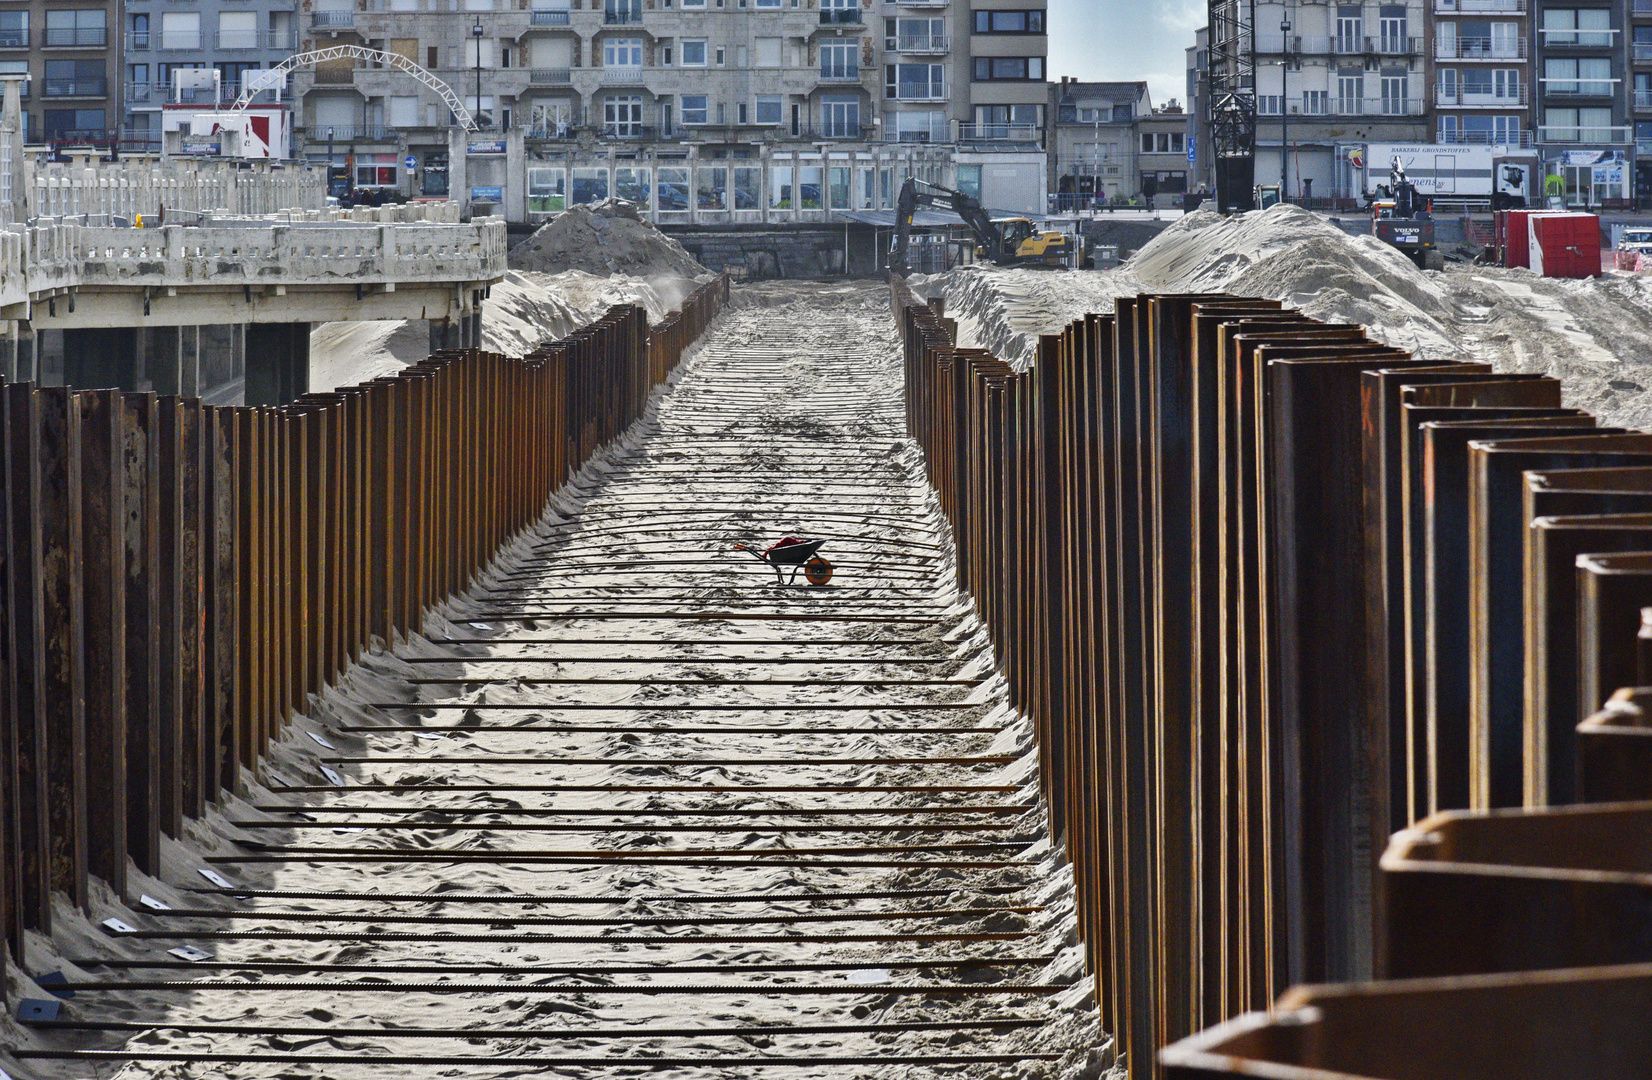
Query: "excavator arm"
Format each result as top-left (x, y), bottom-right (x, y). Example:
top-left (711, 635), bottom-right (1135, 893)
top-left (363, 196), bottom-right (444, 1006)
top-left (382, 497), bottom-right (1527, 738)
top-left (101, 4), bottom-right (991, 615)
top-left (888, 176), bottom-right (1004, 273)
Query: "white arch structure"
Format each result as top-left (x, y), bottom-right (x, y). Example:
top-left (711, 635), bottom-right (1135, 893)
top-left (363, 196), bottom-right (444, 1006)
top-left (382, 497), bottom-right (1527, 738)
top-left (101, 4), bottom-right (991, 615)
top-left (231, 47), bottom-right (479, 132)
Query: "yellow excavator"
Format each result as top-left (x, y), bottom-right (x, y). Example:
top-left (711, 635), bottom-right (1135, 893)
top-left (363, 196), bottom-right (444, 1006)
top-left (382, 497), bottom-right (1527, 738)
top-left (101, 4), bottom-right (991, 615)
top-left (889, 177), bottom-right (1074, 273)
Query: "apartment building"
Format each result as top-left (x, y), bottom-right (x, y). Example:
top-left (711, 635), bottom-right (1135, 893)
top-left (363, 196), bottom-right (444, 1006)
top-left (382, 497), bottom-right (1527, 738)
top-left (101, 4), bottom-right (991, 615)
top-left (287, 0), bottom-right (1048, 221)
top-left (4, 0), bottom-right (119, 142)
top-left (1251, 0), bottom-right (1431, 198)
top-left (1532, 0), bottom-right (1630, 201)
top-left (120, 0), bottom-right (297, 148)
top-left (1187, 26), bottom-right (1213, 193)
top-left (1431, 0), bottom-right (1531, 151)
top-left (1048, 78), bottom-right (1147, 204)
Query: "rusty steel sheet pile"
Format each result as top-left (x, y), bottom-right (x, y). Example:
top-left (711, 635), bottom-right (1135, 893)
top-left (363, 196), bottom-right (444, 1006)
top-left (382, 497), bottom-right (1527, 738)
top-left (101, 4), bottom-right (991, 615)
top-left (0, 275), bottom-right (728, 984)
top-left (889, 274), bottom-right (1652, 1079)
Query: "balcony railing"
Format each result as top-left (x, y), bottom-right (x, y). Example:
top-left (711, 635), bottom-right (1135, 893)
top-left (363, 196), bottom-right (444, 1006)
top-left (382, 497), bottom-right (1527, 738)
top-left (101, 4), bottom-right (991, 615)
top-left (888, 121), bottom-right (948, 142)
top-left (0, 29), bottom-right (26, 48)
top-left (893, 81), bottom-right (945, 100)
top-left (216, 29), bottom-right (295, 48)
top-left (818, 8), bottom-right (862, 23)
top-left (1437, 0), bottom-right (1525, 10)
top-left (1538, 123), bottom-right (1631, 142)
top-left (1435, 85), bottom-right (1528, 105)
top-left (1543, 31), bottom-right (1617, 47)
top-left (1636, 89), bottom-right (1652, 108)
top-left (819, 65), bottom-right (860, 81)
top-left (1438, 127), bottom-right (1534, 146)
top-left (1638, 0), bottom-right (1652, 14)
top-left (601, 124), bottom-right (659, 139)
top-left (896, 0), bottom-right (947, 7)
top-left (315, 65), bottom-right (355, 84)
top-left (1636, 43), bottom-right (1652, 61)
top-left (958, 122), bottom-right (1040, 141)
top-left (156, 31), bottom-right (203, 49)
top-left (530, 10), bottom-right (571, 24)
top-left (44, 77), bottom-right (107, 97)
top-left (603, 8), bottom-right (642, 23)
top-left (602, 66), bottom-right (644, 83)
top-left (530, 67), bottom-right (571, 83)
top-left (892, 34), bottom-right (947, 52)
top-left (1436, 37), bottom-right (1527, 58)
top-left (125, 32), bottom-right (149, 50)
top-left (305, 124), bottom-right (388, 141)
top-left (42, 27), bottom-right (107, 47)
top-left (1543, 81), bottom-right (1616, 96)
top-left (1638, 139), bottom-right (1652, 154)
top-left (311, 11), bottom-right (355, 27)
top-left (1326, 96), bottom-right (1425, 116)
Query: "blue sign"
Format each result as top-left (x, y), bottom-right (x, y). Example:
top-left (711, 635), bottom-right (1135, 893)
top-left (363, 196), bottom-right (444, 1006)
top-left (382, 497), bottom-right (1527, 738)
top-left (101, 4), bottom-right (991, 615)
top-left (470, 186), bottom-right (502, 202)
top-left (404, 155), bottom-right (417, 170)
top-left (467, 139), bottom-right (507, 155)
top-left (1187, 142), bottom-right (1195, 165)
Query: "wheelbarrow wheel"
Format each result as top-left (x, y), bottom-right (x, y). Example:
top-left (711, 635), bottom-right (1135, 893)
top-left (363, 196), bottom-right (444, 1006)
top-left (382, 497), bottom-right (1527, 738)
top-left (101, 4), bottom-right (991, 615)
top-left (804, 556), bottom-right (833, 586)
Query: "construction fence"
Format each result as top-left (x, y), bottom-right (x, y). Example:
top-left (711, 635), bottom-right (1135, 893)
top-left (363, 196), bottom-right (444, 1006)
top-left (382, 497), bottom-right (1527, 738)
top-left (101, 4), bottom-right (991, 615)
top-left (891, 277), bottom-right (1652, 1079)
top-left (0, 274), bottom-right (729, 970)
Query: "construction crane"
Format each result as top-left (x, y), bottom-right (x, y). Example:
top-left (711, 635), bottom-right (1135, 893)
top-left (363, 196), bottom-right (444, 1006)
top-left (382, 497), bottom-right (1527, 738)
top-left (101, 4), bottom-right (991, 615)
top-left (888, 177), bottom-right (1074, 273)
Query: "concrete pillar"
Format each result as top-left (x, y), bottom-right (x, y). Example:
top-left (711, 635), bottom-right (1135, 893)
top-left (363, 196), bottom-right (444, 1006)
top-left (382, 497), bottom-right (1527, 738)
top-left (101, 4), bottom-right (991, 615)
top-left (143, 325), bottom-right (182, 394)
top-left (14, 321), bottom-right (34, 383)
top-left (467, 310), bottom-right (483, 351)
top-left (244, 322), bottom-right (311, 406)
top-left (178, 326), bottom-right (199, 398)
top-left (196, 324), bottom-right (238, 402)
top-left (427, 318), bottom-right (461, 353)
top-left (35, 329), bottom-right (64, 386)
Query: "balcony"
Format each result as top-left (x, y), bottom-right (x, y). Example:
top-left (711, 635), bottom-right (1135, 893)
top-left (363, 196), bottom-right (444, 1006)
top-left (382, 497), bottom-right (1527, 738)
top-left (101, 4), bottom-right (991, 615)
top-left (1543, 31), bottom-right (1617, 49)
top-left (530, 67), bottom-right (571, 83)
top-left (1436, 86), bottom-right (1528, 105)
top-left (891, 34), bottom-right (947, 53)
top-left (1637, 89), bottom-right (1652, 108)
top-left (818, 8), bottom-right (861, 23)
top-left (216, 29), bottom-right (295, 48)
top-left (887, 121), bottom-right (948, 142)
top-left (602, 66), bottom-right (644, 83)
top-left (895, 0), bottom-right (947, 6)
top-left (315, 65), bottom-right (355, 84)
top-left (892, 81), bottom-right (945, 101)
top-left (42, 27), bottom-right (107, 47)
top-left (1637, 43), bottom-right (1652, 62)
top-left (1543, 81), bottom-right (1616, 97)
top-left (44, 77), bottom-right (107, 97)
top-left (156, 31), bottom-right (203, 49)
top-left (600, 124), bottom-right (660, 139)
top-left (1327, 96), bottom-right (1425, 116)
top-left (311, 11), bottom-right (355, 27)
top-left (958, 122), bottom-right (1040, 142)
top-left (819, 65), bottom-right (860, 82)
top-left (0, 28), bottom-right (24, 48)
top-left (305, 124), bottom-right (390, 141)
top-left (529, 10), bottom-right (571, 24)
top-left (1436, 0), bottom-right (1525, 10)
top-left (1437, 127), bottom-right (1534, 146)
top-left (1538, 123), bottom-right (1631, 142)
top-left (1436, 37), bottom-right (1527, 59)
top-left (1638, 0), bottom-right (1652, 15)
top-left (125, 31), bottom-right (149, 50)
top-left (1639, 139), bottom-right (1652, 154)
top-left (603, 8), bottom-right (643, 23)
top-left (126, 81), bottom-right (155, 102)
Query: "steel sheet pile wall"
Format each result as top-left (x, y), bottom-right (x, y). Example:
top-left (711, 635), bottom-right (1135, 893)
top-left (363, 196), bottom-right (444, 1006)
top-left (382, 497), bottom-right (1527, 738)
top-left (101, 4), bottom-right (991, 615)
top-left (0, 274), bottom-right (728, 982)
top-left (891, 275), bottom-right (1652, 1079)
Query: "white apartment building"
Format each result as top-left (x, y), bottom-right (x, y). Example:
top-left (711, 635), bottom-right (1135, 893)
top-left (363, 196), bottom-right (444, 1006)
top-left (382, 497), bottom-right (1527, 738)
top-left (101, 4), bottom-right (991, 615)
top-left (288, 0), bottom-right (1048, 222)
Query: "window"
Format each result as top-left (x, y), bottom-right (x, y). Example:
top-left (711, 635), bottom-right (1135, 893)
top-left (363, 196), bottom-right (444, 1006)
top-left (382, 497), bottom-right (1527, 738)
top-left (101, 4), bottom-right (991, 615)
top-left (1338, 70), bottom-right (1363, 112)
top-left (756, 95), bottom-right (781, 124)
top-left (1447, 20), bottom-right (1521, 58)
top-left (605, 0), bottom-right (642, 21)
top-left (770, 164), bottom-right (793, 208)
top-left (715, 46), bottom-right (724, 65)
top-left (1335, 5), bottom-right (1361, 53)
top-left (44, 9), bottom-right (105, 47)
top-left (604, 37), bottom-right (643, 66)
top-left (755, 36), bottom-right (781, 66)
top-left (859, 166), bottom-right (873, 207)
top-left (681, 39), bottom-right (706, 65)
top-left (828, 165), bottom-right (850, 209)
top-left (956, 163), bottom-right (981, 200)
top-left (658, 167), bottom-right (689, 212)
top-left (0, 12), bottom-right (27, 50)
top-left (683, 0), bottom-right (706, 6)
top-left (1545, 57), bottom-right (1612, 96)
top-left (887, 63), bottom-right (943, 99)
top-left (44, 107), bottom-right (104, 136)
top-left (1380, 70), bottom-right (1408, 114)
top-left (615, 167), bottom-right (650, 208)
top-left (603, 93), bottom-right (641, 134)
top-left (756, 0), bottom-right (780, 8)
top-left (734, 166), bottom-right (760, 210)
top-left (463, 38), bottom-right (495, 67)
top-left (44, 58), bottom-right (103, 97)
top-left (572, 167), bottom-right (609, 204)
top-left (1378, 5), bottom-right (1406, 52)
top-left (1543, 8), bottom-right (1612, 47)
top-left (894, 109), bottom-right (944, 141)
top-left (821, 40), bottom-right (856, 79)
top-left (218, 11), bottom-right (256, 49)
top-left (528, 167), bottom-right (566, 214)
top-left (354, 153), bottom-right (397, 187)
top-left (682, 93), bottom-right (707, 124)
top-left (888, 16), bottom-right (943, 50)
top-left (972, 56), bottom-right (1043, 80)
top-left (821, 94), bottom-right (858, 136)
top-left (1257, 94), bottom-right (1281, 115)
top-left (697, 166), bottom-right (727, 209)
top-left (1544, 105), bottom-right (1612, 140)
top-left (972, 10), bottom-right (1044, 32)
top-left (159, 11), bottom-right (198, 49)
top-left (799, 164), bottom-right (822, 209)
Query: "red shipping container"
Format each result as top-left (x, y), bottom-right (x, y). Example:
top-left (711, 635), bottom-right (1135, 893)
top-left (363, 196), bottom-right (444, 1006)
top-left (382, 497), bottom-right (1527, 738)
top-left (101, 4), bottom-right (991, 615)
top-left (1499, 208), bottom-right (1544, 268)
top-left (1530, 211), bottom-right (1600, 279)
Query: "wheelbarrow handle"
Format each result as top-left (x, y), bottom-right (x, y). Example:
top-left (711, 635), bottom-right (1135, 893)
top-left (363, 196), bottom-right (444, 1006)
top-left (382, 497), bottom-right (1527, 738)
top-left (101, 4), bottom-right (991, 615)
top-left (731, 543), bottom-right (771, 565)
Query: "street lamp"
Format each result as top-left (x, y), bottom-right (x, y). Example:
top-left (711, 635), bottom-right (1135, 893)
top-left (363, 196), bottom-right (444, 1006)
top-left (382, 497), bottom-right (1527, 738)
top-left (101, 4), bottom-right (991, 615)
top-left (1280, 17), bottom-right (1290, 199)
top-left (472, 17), bottom-right (484, 129)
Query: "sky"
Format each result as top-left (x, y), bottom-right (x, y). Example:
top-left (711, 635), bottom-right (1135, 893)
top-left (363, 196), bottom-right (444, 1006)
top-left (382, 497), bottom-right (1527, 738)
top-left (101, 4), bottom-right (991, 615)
top-left (1046, 0), bottom-right (1204, 109)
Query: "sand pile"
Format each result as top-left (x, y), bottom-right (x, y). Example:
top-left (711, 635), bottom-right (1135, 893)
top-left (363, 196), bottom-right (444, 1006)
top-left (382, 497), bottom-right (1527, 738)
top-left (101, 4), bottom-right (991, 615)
top-left (309, 269), bottom-right (686, 393)
top-left (908, 201), bottom-right (1652, 432)
top-left (508, 199), bottom-right (708, 279)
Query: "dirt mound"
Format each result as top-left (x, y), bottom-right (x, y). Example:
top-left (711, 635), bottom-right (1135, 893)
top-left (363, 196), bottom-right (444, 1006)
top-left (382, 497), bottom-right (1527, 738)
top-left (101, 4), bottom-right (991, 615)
top-left (508, 199), bottom-right (708, 279)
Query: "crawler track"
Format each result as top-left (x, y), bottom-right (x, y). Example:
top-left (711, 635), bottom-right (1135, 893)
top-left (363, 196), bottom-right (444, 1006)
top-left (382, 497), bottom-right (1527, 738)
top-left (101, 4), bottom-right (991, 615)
top-left (26, 285), bottom-right (1096, 1079)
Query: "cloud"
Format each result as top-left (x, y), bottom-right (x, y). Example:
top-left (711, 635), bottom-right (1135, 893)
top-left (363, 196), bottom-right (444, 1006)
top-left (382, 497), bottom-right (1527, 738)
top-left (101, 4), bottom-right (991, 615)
top-left (1048, 0), bottom-right (1198, 103)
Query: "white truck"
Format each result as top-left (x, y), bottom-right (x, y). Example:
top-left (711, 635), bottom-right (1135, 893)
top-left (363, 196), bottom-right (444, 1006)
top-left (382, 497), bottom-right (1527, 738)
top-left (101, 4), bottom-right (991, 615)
top-left (1361, 144), bottom-right (1532, 207)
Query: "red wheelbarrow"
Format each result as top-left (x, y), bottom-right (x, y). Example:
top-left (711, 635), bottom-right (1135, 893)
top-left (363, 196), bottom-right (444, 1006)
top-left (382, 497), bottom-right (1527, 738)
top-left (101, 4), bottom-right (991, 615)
top-left (732, 537), bottom-right (834, 586)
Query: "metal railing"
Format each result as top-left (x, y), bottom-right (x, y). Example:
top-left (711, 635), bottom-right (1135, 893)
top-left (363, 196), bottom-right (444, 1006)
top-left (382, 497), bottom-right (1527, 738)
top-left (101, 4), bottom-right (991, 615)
top-left (602, 67), bottom-right (645, 83)
top-left (308, 124), bottom-right (388, 140)
top-left (1638, 89), bottom-right (1652, 108)
top-left (155, 31), bottom-right (204, 49)
top-left (1436, 36), bottom-right (1527, 58)
top-left (893, 81), bottom-right (945, 100)
top-left (1435, 85), bottom-right (1527, 105)
top-left (603, 7), bottom-right (643, 23)
top-left (311, 11), bottom-right (356, 27)
top-left (1436, 127), bottom-right (1534, 145)
top-left (1538, 123), bottom-right (1631, 141)
top-left (42, 27), bottom-right (108, 47)
top-left (819, 65), bottom-right (860, 81)
top-left (125, 31), bottom-right (150, 50)
top-left (1635, 42), bottom-right (1652, 61)
top-left (1436, 0), bottom-right (1526, 10)
top-left (1637, 0), bottom-right (1652, 13)
top-left (530, 9), bottom-right (571, 24)
top-left (0, 28), bottom-right (27, 48)
top-left (887, 122), bottom-right (948, 142)
top-left (529, 68), bottom-right (572, 83)
top-left (215, 29), bottom-right (296, 49)
top-left (892, 34), bottom-right (946, 52)
top-left (818, 8), bottom-right (862, 23)
top-left (957, 121), bottom-right (1040, 141)
top-left (44, 77), bottom-right (107, 97)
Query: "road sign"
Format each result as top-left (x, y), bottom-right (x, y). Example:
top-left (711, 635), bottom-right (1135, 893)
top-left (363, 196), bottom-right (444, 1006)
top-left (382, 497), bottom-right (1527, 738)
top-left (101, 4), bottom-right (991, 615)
top-left (404, 155), bottom-right (417, 170)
